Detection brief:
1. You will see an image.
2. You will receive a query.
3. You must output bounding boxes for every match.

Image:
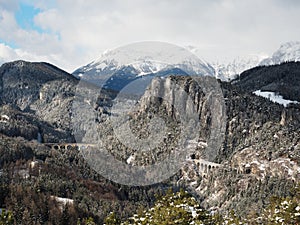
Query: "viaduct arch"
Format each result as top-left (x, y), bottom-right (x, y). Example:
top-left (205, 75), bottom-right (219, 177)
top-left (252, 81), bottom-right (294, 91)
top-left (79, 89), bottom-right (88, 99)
top-left (45, 143), bottom-right (222, 174)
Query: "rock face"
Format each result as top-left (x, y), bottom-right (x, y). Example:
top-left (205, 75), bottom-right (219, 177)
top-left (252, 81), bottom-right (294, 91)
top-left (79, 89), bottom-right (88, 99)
top-left (0, 60), bottom-right (78, 142)
top-left (116, 64), bottom-right (300, 215)
top-left (138, 76), bottom-right (226, 161)
top-left (82, 75), bottom-right (226, 166)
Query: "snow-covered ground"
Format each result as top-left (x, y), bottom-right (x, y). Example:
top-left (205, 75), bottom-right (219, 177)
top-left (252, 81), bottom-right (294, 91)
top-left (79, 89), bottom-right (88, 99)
top-left (54, 196), bottom-right (74, 205)
top-left (126, 155), bottom-right (135, 164)
top-left (253, 90), bottom-right (299, 107)
top-left (0, 114), bottom-right (10, 123)
top-left (51, 196), bottom-right (74, 210)
top-left (233, 147), bottom-right (300, 181)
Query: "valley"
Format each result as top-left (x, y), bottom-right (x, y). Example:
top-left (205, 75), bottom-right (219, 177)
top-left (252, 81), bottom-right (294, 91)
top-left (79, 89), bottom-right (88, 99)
top-left (1, 52), bottom-right (300, 224)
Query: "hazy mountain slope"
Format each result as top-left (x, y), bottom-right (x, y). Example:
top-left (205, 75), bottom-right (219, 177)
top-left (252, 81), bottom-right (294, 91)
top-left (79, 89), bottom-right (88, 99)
top-left (260, 41), bottom-right (300, 66)
top-left (214, 41), bottom-right (300, 81)
top-left (213, 55), bottom-right (265, 81)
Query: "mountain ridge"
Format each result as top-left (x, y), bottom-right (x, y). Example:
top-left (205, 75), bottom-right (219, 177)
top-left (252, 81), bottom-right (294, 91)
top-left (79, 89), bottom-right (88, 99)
top-left (72, 41), bottom-right (300, 85)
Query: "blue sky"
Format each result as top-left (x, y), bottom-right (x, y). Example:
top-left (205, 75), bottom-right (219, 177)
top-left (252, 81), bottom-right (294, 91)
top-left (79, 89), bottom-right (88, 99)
top-left (0, 38), bottom-right (17, 48)
top-left (1, 0), bottom-right (300, 72)
top-left (15, 3), bottom-right (42, 33)
top-left (1, 2), bottom-right (44, 48)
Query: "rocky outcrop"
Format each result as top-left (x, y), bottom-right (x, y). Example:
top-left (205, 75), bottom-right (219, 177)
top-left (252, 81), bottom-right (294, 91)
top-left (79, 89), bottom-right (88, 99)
top-left (0, 61), bottom-right (76, 109)
top-left (137, 76), bottom-right (226, 161)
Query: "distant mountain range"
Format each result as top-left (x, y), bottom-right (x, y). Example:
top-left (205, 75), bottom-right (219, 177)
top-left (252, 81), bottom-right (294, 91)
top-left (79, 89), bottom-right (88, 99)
top-left (212, 55), bottom-right (264, 81)
top-left (260, 41), bottom-right (300, 65)
top-left (73, 41), bottom-right (300, 87)
top-left (215, 41), bottom-right (300, 80)
top-left (0, 41), bottom-right (300, 90)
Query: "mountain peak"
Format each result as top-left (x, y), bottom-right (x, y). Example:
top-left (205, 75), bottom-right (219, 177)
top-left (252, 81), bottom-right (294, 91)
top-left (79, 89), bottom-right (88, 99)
top-left (73, 42), bottom-right (215, 91)
top-left (279, 41), bottom-right (300, 49)
top-left (75, 42), bottom-right (215, 77)
top-left (1, 60), bottom-right (77, 81)
top-left (260, 41), bottom-right (300, 66)
top-left (214, 41), bottom-right (300, 81)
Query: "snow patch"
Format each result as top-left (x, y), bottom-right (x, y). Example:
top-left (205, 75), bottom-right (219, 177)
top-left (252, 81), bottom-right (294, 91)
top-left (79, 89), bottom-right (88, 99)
top-left (0, 115), bottom-right (9, 121)
top-left (127, 155), bottom-right (135, 164)
top-left (198, 141), bottom-right (208, 147)
top-left (253, 90), bottom-right (299, 107)
top-left (52, 196), bottom-right (74, 207)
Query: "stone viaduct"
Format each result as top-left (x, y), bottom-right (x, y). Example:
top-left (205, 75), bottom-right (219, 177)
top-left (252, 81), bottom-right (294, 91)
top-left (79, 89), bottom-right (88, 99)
top-left (191, 159), bottom-right (222, 173)
top-left (45, 143), bottom-right (96, 151)
top-left (45, 143), bottom-right (222, 174)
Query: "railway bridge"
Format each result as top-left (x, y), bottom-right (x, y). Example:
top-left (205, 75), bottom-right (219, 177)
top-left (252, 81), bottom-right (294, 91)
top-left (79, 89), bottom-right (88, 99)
top-left (45, 143), bottom-right (96, 151)
top-left (192, 159), bottom-right (222, 173)
top-left (45, 143), bottom-right (222, 174)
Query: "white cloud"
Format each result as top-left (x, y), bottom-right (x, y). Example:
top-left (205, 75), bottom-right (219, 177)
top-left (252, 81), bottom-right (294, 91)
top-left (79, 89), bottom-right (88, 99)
top-left (0, 43), bottom-right (75, 70)
top-left (0, 43), bottom-right (18, 63)
top-left (1, 0), bottom-right (300, 72)
top-left (0, 43), bottom-right (43, 65)
top-left (0, 0), bottom-right (18, 11)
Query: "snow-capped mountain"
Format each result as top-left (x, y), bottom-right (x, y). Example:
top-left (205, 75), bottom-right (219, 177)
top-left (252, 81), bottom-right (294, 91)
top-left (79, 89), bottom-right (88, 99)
top-left (73, 42), bottom-right (215, 91)
top-left (73, 41), bottom-right (300, 86)
top-left (260, 41), bottom-right (300, 65)
top-left (184, 45), bottom-right (269, 81)
top-left (212, 55), bottom-right (267, 81)
top-left (213, 41), bottom-right (300, 81)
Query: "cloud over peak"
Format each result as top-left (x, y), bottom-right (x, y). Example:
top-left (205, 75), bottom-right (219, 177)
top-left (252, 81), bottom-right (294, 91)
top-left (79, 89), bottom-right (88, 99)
top-left (0, 0), bottom-right (300, 72)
